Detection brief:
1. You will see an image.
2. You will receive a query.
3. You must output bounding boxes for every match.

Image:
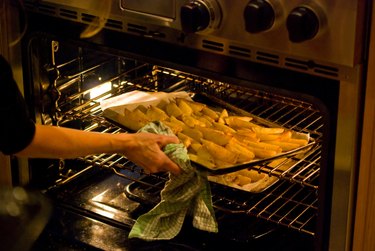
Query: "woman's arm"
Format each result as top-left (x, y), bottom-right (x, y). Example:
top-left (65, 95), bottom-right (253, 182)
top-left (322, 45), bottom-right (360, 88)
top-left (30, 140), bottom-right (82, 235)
top-left (16, 124), bottom-right (181, 174)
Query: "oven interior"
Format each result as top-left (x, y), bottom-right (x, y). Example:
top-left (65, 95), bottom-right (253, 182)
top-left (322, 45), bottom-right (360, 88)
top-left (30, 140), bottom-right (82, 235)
top-left (21, 34), bottom-right (335, 250)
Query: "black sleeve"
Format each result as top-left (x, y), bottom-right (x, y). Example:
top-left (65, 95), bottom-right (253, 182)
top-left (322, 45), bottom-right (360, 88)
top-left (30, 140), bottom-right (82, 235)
top-left (0, 55), bottom-right (36, 155)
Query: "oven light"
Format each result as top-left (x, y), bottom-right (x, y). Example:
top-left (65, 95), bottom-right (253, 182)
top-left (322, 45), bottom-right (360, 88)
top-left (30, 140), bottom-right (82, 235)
top-left (90, 81), bottom-right (112, 100)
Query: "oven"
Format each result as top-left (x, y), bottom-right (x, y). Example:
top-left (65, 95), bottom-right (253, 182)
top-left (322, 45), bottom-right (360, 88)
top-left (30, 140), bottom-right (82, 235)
top-left (1, 0), bottom-right (371, 250)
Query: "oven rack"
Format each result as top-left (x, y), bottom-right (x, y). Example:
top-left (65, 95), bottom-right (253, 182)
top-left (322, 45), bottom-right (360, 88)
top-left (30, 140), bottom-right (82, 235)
top-left (55, 63), bottom-right (322, 189)
top-left (49, 60), bottom-right (323, 236)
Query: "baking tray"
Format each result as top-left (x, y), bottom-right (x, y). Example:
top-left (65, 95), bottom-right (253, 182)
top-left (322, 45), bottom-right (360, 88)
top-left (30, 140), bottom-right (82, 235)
top-left (207, 157), bottom-right (297, 193)
top-left (101, 91), bottom-right (315, 175)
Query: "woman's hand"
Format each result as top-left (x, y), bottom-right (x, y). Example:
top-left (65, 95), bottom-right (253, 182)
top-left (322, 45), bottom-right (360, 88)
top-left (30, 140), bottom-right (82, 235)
top-left (121, 132), bottom-right (182, 175)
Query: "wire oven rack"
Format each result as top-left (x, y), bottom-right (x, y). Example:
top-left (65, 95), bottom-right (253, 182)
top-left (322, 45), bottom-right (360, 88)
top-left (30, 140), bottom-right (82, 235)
top-left (48, 55), bottom-right (322, 237)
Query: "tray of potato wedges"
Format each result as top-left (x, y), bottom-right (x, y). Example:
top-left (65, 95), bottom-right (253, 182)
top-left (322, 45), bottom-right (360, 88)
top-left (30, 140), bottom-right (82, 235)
top-left (101, 91), bottom-right (315, 175)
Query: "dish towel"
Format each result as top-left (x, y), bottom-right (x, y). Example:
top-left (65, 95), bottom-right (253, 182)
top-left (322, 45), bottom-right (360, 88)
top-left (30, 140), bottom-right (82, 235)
top-left (128, 121), bottom-right (218, 240)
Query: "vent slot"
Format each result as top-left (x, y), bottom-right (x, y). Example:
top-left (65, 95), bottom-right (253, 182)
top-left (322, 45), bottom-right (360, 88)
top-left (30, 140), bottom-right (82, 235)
top-left (314, 68), bottom-right (339, 77)
top-left (127, 23), bottom-right (147, 34)
top-left (285, 62), bottom-right (309, 70)
top-left (105, 19), bottom-right (123, 30)
top-left (60, 8), bottom-right (78, 20)
top-left (82, 13), bottom-right (96, 23)
top-left (256, 51), bottom-right (279, 64)
top-left (285, 58), bottom-right (339, 77)
top-left (37, 3), bottom-right (56, 15)
top-left (229, 45), bottom-right (251, 58)
top-left (314, 63), bottom-right (339, 77)
top-left (285, 58), bottom-right (310, 71)
top-left (202, 40), bottom-right (224, 52)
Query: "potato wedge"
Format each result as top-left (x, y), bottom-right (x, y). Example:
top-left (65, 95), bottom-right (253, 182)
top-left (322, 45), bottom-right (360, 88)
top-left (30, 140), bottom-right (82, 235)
top-left (197, 126), bottom-right (233, 146)
top-left (165, 102), bottom-right (183, 118)
top-left (176, 98), bottom-right (193, 116)
top-left (189, 142), bottom-right (202, 154)
top-left (194, 115), bottom-right (213, 127)
top-left (163, 120), bottom-right (183, 134)
top-left (188, 153), bottom-right (216, 169)
top-left (183, 99), bottom-right (206, 113)
top-left (230, 137), bottom-right (279, 158)
top-left (218, 109), bottom-right (229, 124)
top-left (237, 169), bottom-right (266, 182)
top-left (182, 127), bottom-right (204, 142)
top-left (197, 145), bottom-right (215, 163)
top-left (234, 175), bottom-right (253, 186)
top-left (257, 133), bottom-right (282, 141)
top-left (122, 108), bottom-right (149, 131)
top-left (263, 141), bottom-right (301, 151)
top-left (202, 106), bottom-right (219, 120)
top-left (212, 121), bottom-right (236, 134)
top-left (202, 139), bottom-right (238, 164)
top-left (286, 138), bottom-right (308, 147)
top-left (256, 130), bottom-right (292, 141)
top-left (181, 114), bottom-right (206, 128)
top-left (169, 116), bottom-right (187, 128)
top-left (236, 128), bottom-right (257, 137)
top-left (225, 117), bottom-right (255, 129)
top-left (251, 126), bottom-right (284, 135)
top-left (245, 146), bottom-right (279, 159)
top-left (245, 141), bottom-right (282, 153)
top-left (146, 106), bottom-right (169, 121)
top-left (229, 116), bottom-right (253, 122)
top-left (177, 132), bottom-right (193, 148)
top-left (234, 128), bottom-right (259, 143)
top-left (226, 139), bottom-right (255, 162)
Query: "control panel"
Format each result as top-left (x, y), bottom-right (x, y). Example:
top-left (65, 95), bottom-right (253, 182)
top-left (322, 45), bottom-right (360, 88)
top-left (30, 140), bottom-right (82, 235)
top-left (35, 0), bottom-right (366, 71)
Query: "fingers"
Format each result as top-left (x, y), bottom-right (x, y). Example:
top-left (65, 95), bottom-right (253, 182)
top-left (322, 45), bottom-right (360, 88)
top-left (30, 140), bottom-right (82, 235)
top-left (162, 157), bottom-right (181, 175)
top-left (156, 135), bottom-right (182, 175)
top-left (141, 153), bottom-right (181, 175)
top-left (128, 133), bottom-right (182, 175)
top-left (158, 135), bottom-right (180, 147)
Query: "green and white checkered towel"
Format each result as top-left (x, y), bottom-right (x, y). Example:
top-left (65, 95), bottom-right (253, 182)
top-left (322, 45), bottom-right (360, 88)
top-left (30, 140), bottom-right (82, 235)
top-left (128, 121), bottom-right (218, 240)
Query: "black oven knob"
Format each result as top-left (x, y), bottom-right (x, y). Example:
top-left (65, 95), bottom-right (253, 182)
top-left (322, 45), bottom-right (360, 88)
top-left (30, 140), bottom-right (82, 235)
top-left (180, 1), bottom-right (210, 33)
top-left (286, 6), bottom-right (320, 43)
top-left (244, 0), bottom-right (275, 33)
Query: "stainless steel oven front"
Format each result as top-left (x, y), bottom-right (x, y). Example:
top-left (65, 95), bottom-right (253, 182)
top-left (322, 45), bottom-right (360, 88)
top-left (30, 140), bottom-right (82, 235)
top-left (5, 0), bottom-right (370, 250)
